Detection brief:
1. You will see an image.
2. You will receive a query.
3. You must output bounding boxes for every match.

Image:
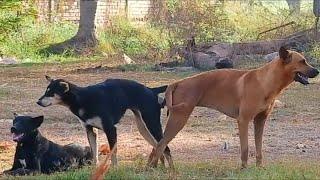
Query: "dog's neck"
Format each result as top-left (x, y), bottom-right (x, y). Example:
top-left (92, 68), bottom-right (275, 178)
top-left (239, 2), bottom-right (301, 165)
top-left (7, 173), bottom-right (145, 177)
top-left (61, 83), bottom-right (84, 114)
top-left (18, 130), bottom-right (43, 146)
top-left (256, 58), bottom-right (294, 98)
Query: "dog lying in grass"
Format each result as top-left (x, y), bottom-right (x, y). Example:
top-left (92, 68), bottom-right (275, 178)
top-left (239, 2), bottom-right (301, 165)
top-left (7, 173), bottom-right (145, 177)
top-left (2, 113), bottom-right (92, 176)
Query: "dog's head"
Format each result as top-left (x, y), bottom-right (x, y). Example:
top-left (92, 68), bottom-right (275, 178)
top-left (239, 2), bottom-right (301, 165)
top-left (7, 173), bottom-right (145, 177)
top-left (279, 46), bottom-right (319, 85)
top-left (37, 76), bottom-right (70, 107)
top-left (11, 113), bottom-right (44, 142)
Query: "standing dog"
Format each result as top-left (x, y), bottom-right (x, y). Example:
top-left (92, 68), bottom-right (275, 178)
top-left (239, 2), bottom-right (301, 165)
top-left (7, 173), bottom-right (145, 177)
top-left (148, 47), bottom-right (319, 168)
top-left (37, 78), bottom-right (172, 167)
top-left (3, 114), bottom-right (92, 176)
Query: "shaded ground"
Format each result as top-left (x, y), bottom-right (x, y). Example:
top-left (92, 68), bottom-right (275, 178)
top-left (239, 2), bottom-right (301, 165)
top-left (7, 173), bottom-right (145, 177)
top-left (1, 60), bottom-right (320, 173)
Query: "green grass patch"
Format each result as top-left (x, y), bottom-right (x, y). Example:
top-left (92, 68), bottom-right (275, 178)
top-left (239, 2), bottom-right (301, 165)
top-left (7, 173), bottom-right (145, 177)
top-left (0, 88), bottom-right (9, 99)
top-left (0, 22), bottom-right (79, 63)
top-left (4, 160), bottom-right (319, 179)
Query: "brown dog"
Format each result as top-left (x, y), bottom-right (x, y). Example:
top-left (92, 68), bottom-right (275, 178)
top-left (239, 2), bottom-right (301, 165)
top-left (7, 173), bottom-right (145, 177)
top-left (148, 47), bottom-right (319, 169)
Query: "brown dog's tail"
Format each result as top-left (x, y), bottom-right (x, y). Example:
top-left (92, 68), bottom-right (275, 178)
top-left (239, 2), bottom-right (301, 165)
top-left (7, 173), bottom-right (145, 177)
top-left (91, 143), bottom-right (117, 180)
top-left (165, 83), bottom-right (178, 110)
top-left (165, 83), bottom-right (188, 116)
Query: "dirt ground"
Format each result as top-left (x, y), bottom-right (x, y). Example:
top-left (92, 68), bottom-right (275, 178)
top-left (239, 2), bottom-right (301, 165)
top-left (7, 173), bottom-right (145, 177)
top-left (1, 61), bottom-right (320, 172)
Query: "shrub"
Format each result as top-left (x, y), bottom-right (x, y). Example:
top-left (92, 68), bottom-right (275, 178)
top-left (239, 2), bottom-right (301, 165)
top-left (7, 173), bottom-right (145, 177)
top-left (153, 0), bottom-right (234, 45)
top-left (97, 16), bottom-right (171, 61)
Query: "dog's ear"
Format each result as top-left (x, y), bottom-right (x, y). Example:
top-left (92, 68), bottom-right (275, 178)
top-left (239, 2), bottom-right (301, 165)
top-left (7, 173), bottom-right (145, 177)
top-left (45, 75), bottom-right (53, 83)
top-left (13, 112), bottom-right (19, 118)
top-left (59, 82), bottom-right (69, 93)
top-left (279, 46), bottom-right (291, 64)
top-left (32, 116), bottom-right (44, 128)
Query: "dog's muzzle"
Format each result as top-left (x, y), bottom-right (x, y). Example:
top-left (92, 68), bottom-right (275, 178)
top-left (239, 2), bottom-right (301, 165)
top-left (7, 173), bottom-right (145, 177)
top-left (11, 127), bottom-right (24, 142)
top-left (294, 68), bottom-right (319, 85)
top-left (37, 97), bottom-right (51, 107)
top-left (307, 68), bottom-right (319, 78)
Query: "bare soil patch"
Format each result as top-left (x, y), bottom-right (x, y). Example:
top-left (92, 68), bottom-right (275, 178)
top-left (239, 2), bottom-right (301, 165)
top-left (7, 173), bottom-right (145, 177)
top-left (1, 62), bottom-right (320, 172)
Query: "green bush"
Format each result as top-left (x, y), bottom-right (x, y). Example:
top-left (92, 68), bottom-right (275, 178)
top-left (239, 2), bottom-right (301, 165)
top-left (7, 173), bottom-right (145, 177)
top-left (154, 0), bottom-right (234, 45)
top-left (98, 16), bottom-right (171, 61)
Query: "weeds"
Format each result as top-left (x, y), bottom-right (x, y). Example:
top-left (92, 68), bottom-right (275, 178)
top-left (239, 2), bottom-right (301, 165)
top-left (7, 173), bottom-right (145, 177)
top-left (4, 160), bottom-right (319, 179)
top-left (97, 16), bottom-right (170, 61)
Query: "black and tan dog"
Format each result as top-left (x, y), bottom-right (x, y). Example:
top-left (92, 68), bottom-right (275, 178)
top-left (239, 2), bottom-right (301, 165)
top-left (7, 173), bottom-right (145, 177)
top-left (148, 47), bottom-right (319, 168)
top-left (37, 77), bottom-right (172, 167)
top-left (3, 114), bottom-right (92, 176)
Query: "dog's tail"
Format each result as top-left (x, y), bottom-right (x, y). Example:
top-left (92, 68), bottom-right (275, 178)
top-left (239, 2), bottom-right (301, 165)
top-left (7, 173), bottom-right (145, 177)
top-left (150, 85), bottom-right (168, 94)
top-left (165, 83), bottom-right (178, 110)
top-left (91, 144), bottom-right (117, 180)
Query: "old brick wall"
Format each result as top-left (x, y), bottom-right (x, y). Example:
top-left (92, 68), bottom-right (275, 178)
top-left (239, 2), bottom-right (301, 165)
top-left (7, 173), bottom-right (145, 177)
top-left (36, 0), bottom-right (155, 26)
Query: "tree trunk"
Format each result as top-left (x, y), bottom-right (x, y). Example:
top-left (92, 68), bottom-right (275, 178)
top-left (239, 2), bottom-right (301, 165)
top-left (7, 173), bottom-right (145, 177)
top-left (74, 0), bottom-right (98, 47)
top-left (286, 0), bottom-right (301, 14)
top-left (41, 0), bottom-right (98, 55)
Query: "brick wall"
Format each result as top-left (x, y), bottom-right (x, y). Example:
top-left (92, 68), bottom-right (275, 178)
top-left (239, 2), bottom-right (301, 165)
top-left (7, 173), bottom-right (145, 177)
top-left (36, 0), bottom-right (155, 26)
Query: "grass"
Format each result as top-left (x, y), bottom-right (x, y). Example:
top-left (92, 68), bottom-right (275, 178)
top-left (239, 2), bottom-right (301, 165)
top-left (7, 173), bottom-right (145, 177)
top-left (4, 159), bottom-right (319, 179)
top-left (225, 1), bottom-right (314, 41)
top-left (0, 88), bottom-right (9, 99)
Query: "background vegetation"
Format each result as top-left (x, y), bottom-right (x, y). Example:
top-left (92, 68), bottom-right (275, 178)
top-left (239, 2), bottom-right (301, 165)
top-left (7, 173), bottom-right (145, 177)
top-left (0, 0), bottom-right (318, 64)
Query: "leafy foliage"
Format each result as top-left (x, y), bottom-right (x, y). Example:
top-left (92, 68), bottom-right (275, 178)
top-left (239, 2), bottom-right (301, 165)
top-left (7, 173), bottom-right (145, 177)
top-left (98, 16), bottom-right (170, 61)
top-left (154, 0), bottom-right (234, 45)
top-left (0, 0), bottom-right (37, 42)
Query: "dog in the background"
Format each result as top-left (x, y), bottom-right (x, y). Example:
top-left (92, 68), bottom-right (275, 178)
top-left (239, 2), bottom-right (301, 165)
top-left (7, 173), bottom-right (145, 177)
top-left (2, 114), bottom-right (92, 176)
top-left (37, 77), bottom-right (172, 167)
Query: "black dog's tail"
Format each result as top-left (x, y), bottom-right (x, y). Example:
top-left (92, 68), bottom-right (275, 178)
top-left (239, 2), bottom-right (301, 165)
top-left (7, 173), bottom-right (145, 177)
top-left (149, 85), bottom-right (168, 94)
top-left (149, 85), bottom-right (167, 108)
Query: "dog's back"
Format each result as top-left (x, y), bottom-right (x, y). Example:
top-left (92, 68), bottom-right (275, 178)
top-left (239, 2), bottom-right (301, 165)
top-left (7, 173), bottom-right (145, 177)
top-left (40, 140), bottom-right (92, 173)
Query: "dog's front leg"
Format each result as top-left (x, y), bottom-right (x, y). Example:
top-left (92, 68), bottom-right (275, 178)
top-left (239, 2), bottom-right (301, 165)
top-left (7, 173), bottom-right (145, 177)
top-left (86, 126), bottom-right (99, 165)
top-left (3, 168), bottom-right (33, 176)
top-left (237, 115), bottom-right (251, 169)
top-left (105, 126), bottom-right (117, 166)
top-left (34, 157), bottom-right (42, 173)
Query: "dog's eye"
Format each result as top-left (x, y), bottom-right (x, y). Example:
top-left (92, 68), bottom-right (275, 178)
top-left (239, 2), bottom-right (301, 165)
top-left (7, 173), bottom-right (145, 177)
top-left (300, 59), bottom-right (306, 64)
top-left (45, 91), bottom-right (54, 97)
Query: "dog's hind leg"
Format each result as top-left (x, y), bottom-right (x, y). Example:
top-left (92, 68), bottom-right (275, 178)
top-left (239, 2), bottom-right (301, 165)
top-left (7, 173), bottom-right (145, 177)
top-left (132, 110), bottom-right (163, 166)
top-left (148, 107), bottom-right (193, 168)
top-left (86, 126), bottom-right (99, 165)
top-left (143, 111), bottom-right (173, 168)
top-left (104, 126), bottom-right (117, 166)
top-left (237, 108), bottom-right (255, 169)
top-left (132, 110), bottom-right (157, 147)
top-left (254, 109), bottom-right (271, 167)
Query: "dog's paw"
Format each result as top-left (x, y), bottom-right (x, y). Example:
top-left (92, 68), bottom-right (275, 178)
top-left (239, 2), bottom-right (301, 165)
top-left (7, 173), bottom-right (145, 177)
top-left (146, 158), bottom-right (159, 168)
